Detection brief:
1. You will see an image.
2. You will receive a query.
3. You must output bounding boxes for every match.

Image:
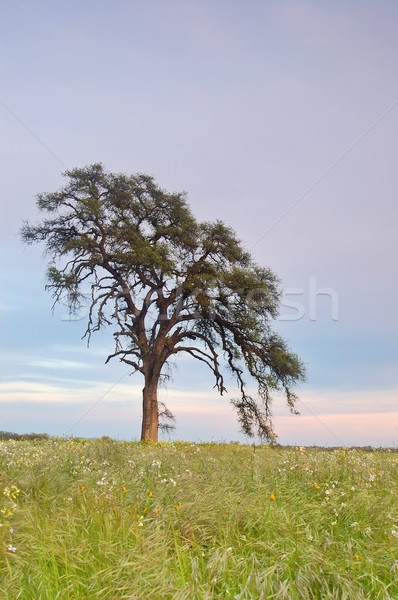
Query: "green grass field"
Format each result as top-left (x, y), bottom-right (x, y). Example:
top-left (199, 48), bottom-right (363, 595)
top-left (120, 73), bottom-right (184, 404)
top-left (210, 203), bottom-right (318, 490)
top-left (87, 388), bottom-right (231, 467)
top-left (0, 438), bottom-right (397, 599)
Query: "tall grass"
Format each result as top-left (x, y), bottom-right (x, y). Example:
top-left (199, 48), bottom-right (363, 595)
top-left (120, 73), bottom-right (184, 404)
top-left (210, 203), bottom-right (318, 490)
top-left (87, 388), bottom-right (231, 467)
top-left (0, 439), bottom-right (397, 599)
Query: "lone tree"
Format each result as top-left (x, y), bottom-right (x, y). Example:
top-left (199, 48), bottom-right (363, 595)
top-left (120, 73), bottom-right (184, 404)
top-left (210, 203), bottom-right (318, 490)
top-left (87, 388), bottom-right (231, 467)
top-left (21, 164), bottom-right (305, 442)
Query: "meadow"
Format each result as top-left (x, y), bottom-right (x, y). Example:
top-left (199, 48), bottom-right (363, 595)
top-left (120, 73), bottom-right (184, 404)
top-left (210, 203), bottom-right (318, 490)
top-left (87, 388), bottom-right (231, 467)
top-left (0, 438), bottom-right (397, 599)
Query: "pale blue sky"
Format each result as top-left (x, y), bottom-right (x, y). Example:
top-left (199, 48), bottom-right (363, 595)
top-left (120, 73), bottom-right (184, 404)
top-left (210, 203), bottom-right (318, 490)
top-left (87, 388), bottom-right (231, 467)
top-left (1, 0), bottom-right (397, 445)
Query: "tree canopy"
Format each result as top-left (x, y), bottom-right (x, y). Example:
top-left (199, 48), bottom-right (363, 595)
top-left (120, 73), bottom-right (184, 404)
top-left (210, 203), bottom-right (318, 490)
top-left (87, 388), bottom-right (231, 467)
top-left (21, 164), bottom-right (305, 441)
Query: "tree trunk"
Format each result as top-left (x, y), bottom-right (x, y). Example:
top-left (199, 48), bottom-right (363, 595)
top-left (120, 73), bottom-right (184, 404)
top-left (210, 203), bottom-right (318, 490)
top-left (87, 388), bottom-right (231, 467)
top-left (140, 371), bottom-right (159, 442)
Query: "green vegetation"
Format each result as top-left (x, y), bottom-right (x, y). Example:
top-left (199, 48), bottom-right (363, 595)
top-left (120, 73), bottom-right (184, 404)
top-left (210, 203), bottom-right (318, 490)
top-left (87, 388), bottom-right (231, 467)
top-left (21, 164), bottom-right (305, 442)
top-left (0, 431), bottom-right (49, 441)
top-left (1, 439), bottom-right (397, 599)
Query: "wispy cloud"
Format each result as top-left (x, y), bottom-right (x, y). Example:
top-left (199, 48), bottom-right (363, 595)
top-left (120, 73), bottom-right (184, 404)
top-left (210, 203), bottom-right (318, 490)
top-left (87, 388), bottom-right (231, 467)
top-left (274, 411), bottom-right (398, 447)
top-left (28, 358), bottom-right (91, 370)
top-left (0, 379), bottom-right (140, 403)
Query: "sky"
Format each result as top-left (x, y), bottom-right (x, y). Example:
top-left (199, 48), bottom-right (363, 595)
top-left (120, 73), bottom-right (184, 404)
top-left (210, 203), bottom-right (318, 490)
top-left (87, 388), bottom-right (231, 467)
top-left (1, 0), bottom-right (397, 446)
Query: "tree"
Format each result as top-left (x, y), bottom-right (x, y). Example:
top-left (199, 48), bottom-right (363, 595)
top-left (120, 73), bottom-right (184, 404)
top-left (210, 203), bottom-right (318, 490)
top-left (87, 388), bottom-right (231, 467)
top-left (21, 164), bottom-right (305, 442)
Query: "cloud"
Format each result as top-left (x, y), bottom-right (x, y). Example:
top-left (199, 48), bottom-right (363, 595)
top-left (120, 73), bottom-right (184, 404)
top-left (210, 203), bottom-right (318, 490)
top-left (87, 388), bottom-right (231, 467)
top-left (28, 358), bottom-right (91, 370)
top-left (296, 388), bottom-right (398, 416)
top-left (0, 379), bottom-right (140, 404)
top-left (273, 411), bottom-right (398, 447)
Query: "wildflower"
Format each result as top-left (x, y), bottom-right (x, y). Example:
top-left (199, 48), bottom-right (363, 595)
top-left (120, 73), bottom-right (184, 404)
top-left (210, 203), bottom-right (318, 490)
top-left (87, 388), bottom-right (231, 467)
top-left (225, 510), bottom-right (230, 514)
top-left (155, 509), bottom-right (159, 514)
top-left (123, 487), bottom-right (126, 493)
top-left (3, 486), bottom-right (20, 500)
top-left (174, 505), bottom-right (179, 510)
top-left (247, 509), bottom-right (251, 512)
top-left (9, 527), bottom-right (14, 534)
top-left (350, 522), bottom-right (358, 527)
top-left (148, 492), bottom-right (152, 497)
top-left (81, 486), bottom-right (85, 492)
top-left (131, 515), bottom-right (136, 521)
top-left (7, 545), bottom-right (16, 553)
top-left (270, 493), bottom-right (276, 501)
top-left (355, 555), bottom-right (359, 561)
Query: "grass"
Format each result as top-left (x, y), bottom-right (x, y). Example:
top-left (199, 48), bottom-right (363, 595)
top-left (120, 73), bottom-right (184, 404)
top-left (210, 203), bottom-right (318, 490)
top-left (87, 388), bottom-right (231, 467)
top-left (0, 438), bottom-right (397, 599)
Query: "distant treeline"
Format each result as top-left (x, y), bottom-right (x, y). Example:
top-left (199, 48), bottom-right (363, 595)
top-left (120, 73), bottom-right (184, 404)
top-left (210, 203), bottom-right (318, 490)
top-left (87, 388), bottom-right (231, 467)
top-left (0, 431), bottom-right (396, 451)
top-left (270, 443), bottom-right (398, 453)
top-left (0, 431), bottom-right (49, 441)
